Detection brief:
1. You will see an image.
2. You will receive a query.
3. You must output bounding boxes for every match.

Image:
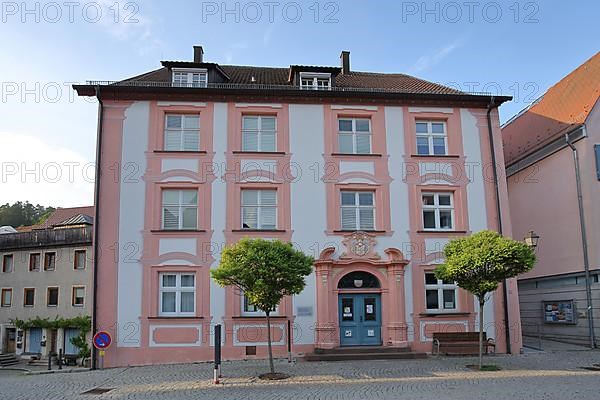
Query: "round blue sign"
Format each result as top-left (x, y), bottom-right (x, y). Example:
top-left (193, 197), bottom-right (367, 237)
top-left (93, 331), bottom-right (112, 349)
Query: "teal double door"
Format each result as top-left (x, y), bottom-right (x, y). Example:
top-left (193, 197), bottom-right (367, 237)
top-left (338, 293), bottom-right (382, 346)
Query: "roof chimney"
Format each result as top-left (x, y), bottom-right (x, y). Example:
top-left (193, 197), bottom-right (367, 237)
top-left (193, 45), bottom-right (204, 63)
top-left (340, 51), bottom-right (350, 74)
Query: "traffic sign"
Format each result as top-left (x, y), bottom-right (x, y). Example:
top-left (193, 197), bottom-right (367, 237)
top-left (93, 331), bottom-right (112, 350)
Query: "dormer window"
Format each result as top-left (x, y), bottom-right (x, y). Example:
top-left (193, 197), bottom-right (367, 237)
top-left (299, 72), bottom-right (331, 90)
top-left (172, 68), bottom-right (208, 88)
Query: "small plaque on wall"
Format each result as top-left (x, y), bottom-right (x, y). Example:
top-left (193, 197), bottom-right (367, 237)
top-left (345, 330), bottom-right (352, 337)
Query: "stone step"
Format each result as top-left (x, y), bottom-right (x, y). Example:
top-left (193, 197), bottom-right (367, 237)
top-left (314, 346), bottom-right (412, 355)
top-left (304, 352), bottom-right (427, 362)
top-left (0, 354), bottom-right (19, 367)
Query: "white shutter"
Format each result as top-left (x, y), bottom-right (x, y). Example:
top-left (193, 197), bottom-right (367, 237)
top-left (261, 132), bottom-right (276, 151)
top-left (356, 134), bottom-right (371, 154)
top-left (242, 207), bottom-right (258, 229)
top-left (261, 206), bottom-right (277, 229)
top-left (341, 208), bottom-right (357, 230)
top-left (183, 131), bottom-right (199, 151)
top-left (339, 134), bottom-right (354, 153)
top-left (359, 208), bottom-right (374, 230)
top-left (243, 132), bottom-right (259, 151)
top-left (162, 207), bottom-right (179, 229)
top-left (164, 131), bottom-right (181, 151)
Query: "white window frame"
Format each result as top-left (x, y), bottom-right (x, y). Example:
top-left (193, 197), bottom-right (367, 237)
top-left (424, 272), bottom-right (458, 313)
top-left (340, 191), bottom-right (376, 231)
top-left (159, 273), bottom-right (196, 317)
top-left (172, 68), bottom-right (208, 88)
top-left (422, 192), bottom-right (454, 231)
top-left (416, 120), bottom-right (448, 156)
top-left (242, 115), bottom-right (277, 152)
top-left (1, 288), bottom-right (12, 307)
top-left (241, 291), bottom-right (279, 316)
top-left (241, 189), bottom-right (277, 230)
top-left (338, 118), bottom-right (372, 154)
top-left (164, 114), bottom-right (201, 151)
top-left (72, 286), bottom-right (85, 307)
top-left (162, 189), bottom-right (199, 230)
top-left (299, 72), bottom-right (331, 90)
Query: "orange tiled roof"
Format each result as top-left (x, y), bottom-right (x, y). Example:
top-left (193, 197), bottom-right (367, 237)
top-left (502, 52), bottom-right (600, 165)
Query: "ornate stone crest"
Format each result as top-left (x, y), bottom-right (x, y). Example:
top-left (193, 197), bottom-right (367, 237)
top-left (340, 231), bottom-right (380, 260)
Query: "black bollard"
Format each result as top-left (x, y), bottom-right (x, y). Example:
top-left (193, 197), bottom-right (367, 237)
top-left (47, 355), bottom-right (52, 370)
top-left (214, 324), bottom-right (221, 384)
top-left (58, 349), bottom-right (63, 370)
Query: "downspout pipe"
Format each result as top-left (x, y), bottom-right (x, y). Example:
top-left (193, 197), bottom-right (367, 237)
top-left (91, 86), bottom-right (104, 369)
top-left (565, 133), bottom-right (596, 349)
top-left (486, 98), bottom-right (512, 354)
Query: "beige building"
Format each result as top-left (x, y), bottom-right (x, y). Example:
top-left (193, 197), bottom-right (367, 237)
top-left (0, 207), bottom-right (93, 359)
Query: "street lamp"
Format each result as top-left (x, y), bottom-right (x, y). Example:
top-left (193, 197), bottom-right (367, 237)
top-left (524, 230), bottom-right (540, 250)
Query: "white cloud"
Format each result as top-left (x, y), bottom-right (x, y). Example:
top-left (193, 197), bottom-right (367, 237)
top-left (0, 132), bottom-right (94, 207)
top-left (410, 40), bottom-right (462, 73)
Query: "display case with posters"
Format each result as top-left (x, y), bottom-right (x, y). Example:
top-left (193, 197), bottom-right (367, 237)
top-left (543, 300), bottom-right (577, 324)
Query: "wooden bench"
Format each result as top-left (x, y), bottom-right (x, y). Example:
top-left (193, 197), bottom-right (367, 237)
top-left (432, 332), bottom-right (495, 355)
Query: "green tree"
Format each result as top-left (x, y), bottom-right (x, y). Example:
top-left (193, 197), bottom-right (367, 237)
top-left (0, 202), bottom-right (55, 227)
top-left (435, 230), bottom-right (535, 369)
top-left (211, 238), bottom-right (313, 376)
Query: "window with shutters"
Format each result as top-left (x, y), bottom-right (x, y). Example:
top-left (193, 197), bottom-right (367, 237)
top-left (416, 121), bottom-right (447, 156)
top-left (340, 191), bottom-right (375, 231)
top-left (164, 114), bottom-right (200, 151)
top-left (338, 118), bottom-right (372, 154)
top-left (162, 190), bottom-right (198, 230)
top-left (242, 115), bottom-right (276, 152)
top-left (425, 272), bottom-right (457, 312)
top-left (172, 69), bottom-right (208, 88)
top-left (159, 273), bottom-right (195, 316)
top-left (241, 189), bottom-right (277, 230)
top-left (422, 192), bottom-right (454, 231)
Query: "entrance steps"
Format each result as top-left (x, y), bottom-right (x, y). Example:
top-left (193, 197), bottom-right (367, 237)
top-left (0, 353), bottom-right (19, 367)
top-left (305, 346), bottom-right (427, 362)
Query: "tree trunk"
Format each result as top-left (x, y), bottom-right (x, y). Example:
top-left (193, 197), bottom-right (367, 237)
top-left (479, 298), bottom-right (485, 370)
top-left (266, 311), bottom-right (275, 374)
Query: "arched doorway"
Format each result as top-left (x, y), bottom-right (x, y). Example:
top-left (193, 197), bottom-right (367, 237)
top-left (337, 271), bottom-right (382, 346)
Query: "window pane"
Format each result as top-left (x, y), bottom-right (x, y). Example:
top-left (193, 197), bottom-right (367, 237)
top-left (260, 190), bottom-right (277, 205)
top-left (431, 123), bottom-right (445, 134)
top-left (443, 290), bottom-right (456, 309)
top-left (338, 134), bottom-right (354, 153)
top-left (364, 297), bottom-right (376, 321)
top-left (242, 116), bottom-right (259, 130)
top-left (161, 292), bottom-right (176, 313)
top-left (182, 191), bottom-right (198, 205)
top-left (162, 190), bottom-right (179, 204)
top-left (341, 298), bottom-right (354, 321)
top-left (261, 117), bottom-right (276, 131)
top-left (355, 119), bottom-right (370, 132)
top-left (162, 274), bottom-right (176, 287)
top-left (182, 131), bottom-right (200, 151)
top-left (425, 273), bottom-right (438, 285)
top-left (433, 137), bottom-right (446, 155)
top-left (341, 208), bottom-right (357, 230)
top-left (164, 131), bottom-right (181, 151)
top-left (183, 115), bottom-right (199, 129)
top-left (416, 122), bottom-right (428, 133)
top-left (338, 119), bottom-right (353, 132)
top-left (423, 210), bottom-right (436, 229)
top-left (181, 275), bottom-right (195, 287)
top-left (426, 290), bottom-right (439, 310)
top-left (180, 292), bottom-right (194, 313)
top-left (242, 190), bottom-right (258, 206)
top-left (438, 194), bottom-right (451, 206)
top-left (260, 206), bottom-right (277, 229)
top-left (358, 192), bottom-right (374, 206)
top-left (358, 208), bottom-right (374, 230)
top-left (422, 194), bottom-right (435, 206)
top-left (439, 210), bottom-right (453, 229)
top-left (341, 192), bottom-right (356, 206)
top-left (261, 132), bottom-right (276, 152)
top-left (166, 115), bottom-right (182, 129)
top-left (355, 134), bottom-right (371, 154)
top-left (182, 207), bottom-right (197, 229)
top-left (417, 136), bottom-right (430, 155)
top-left (242, 207), bottom-right (258, 229)
top-left (243, 132), bottom-right (259, 151)
top-left (163, 207), bottom-right (179, 229)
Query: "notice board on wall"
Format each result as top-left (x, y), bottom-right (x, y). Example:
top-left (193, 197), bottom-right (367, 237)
top-left (543, 300), bottom-right (577, 324)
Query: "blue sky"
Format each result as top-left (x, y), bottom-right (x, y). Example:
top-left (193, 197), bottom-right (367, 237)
top-left (1, 0), bottom-right (599, 207)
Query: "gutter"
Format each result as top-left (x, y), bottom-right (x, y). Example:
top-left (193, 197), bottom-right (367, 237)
top-left (91, 86), bottom-right (104, 369)
top-left (486, 98), bottom-right (512, 354)
top-left (565, 132), bottom-right (596, 349)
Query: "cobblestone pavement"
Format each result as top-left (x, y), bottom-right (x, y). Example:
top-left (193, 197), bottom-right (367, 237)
top-left (1, 351), bottom-right (599, 400)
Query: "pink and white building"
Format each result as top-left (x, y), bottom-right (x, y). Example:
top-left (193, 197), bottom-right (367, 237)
top-left (74, 46), bottom-right (521, 367)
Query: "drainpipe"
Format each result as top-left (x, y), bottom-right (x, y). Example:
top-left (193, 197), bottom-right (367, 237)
top-left (486, 98), bottom-right (512, 354)
top-left (565, 133), bottom-right (596, 349)
top-left (91, 86), bottom-right (104, 369)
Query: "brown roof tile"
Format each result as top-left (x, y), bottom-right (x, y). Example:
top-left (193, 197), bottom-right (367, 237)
top-left (32, 206), bottom-right (95, 230)
top-left (502, 52), bottom-right (600, 165)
